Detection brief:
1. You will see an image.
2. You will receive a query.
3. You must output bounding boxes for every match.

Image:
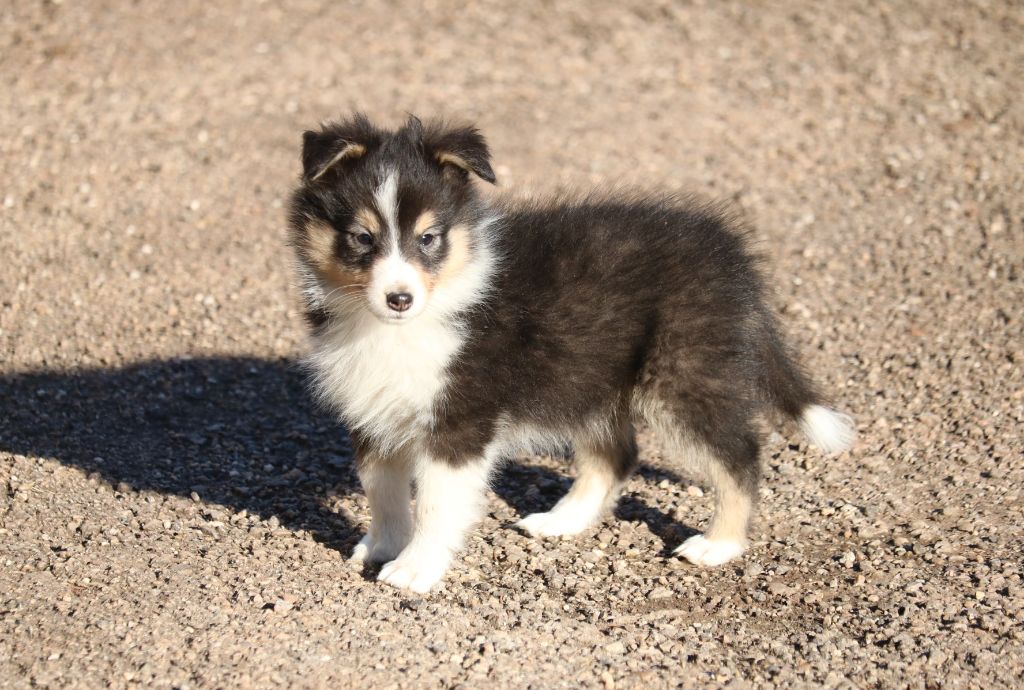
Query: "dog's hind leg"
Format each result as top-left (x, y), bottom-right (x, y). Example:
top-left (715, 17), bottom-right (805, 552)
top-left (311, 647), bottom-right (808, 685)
top-left (517, 424), bottom-right (637, 538)
top-left (638, 394), bottom-right (760, 566)
top-left (671, 434), bottom-right (758, 566)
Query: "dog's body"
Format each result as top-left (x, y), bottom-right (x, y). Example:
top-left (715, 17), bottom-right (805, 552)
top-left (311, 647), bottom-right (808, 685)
top-left (289, 114), bottom-right (855, 592)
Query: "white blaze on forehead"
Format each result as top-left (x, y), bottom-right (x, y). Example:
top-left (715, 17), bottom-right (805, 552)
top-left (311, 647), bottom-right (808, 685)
top-left (373, 169), bottom-right (400, 248)
top-left (372, 252), bottom-right (421, 292)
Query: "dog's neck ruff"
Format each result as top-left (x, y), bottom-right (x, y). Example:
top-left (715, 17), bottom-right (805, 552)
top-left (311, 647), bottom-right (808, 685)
top-left (307, 214), bottom-right (500, 455)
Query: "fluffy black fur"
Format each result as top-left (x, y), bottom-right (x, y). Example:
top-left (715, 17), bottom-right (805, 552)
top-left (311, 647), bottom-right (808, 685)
top-left (287, 114), bottom-right (851, 588)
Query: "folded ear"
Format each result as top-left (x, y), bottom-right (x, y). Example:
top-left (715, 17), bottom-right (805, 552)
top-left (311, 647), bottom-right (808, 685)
top-left (301, 113), bottom-right (380, 182)
top-left (423, 122), bottom-right (496, 184)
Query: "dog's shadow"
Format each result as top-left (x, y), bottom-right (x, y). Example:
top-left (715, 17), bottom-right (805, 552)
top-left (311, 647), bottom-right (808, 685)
top-left (1, 356), bottom-right (697, 559)
top-left (494, 456), bottom-right (699, 557)
top-left (0, 357), bottom-right (362, 553)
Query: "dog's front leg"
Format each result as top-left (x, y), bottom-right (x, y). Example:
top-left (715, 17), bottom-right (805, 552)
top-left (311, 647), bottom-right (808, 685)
top-left (349, 449), bottom-right (413, 565)
top-left (377, 456), bottom-right (492, 593)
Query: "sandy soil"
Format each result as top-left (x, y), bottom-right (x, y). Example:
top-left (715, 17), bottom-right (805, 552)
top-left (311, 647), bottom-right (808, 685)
top-left (2, 1), bottom-right (1022, 687)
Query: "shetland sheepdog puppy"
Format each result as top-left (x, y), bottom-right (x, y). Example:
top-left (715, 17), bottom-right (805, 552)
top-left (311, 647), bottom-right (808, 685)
top-left (288, 114), bottom-right (855, 593)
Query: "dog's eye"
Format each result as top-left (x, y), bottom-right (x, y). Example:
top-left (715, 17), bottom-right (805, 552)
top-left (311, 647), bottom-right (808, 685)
top-left (419, 233), bottom-right (436, 248)
top-left (355, 232), bottom-right (373, 246)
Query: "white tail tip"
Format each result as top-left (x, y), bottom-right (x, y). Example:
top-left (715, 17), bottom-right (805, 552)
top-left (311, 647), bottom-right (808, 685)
top-left (799, 405), bottom-right (856, 455)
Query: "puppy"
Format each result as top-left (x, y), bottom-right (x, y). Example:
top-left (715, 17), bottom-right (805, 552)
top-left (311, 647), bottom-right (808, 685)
top-left (288, 114), bottom-right (855, 593)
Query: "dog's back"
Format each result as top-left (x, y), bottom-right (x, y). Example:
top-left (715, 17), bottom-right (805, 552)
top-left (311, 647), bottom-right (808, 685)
top-left (439, 195), bottom-right (767, 451)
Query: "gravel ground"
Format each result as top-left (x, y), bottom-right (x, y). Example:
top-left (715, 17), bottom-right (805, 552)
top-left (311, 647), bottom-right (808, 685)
top-left (2, 1), bottom-right (1022, 687)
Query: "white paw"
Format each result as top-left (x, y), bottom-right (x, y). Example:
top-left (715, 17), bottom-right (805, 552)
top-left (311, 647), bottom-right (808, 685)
top-left (516, 509), bottom-right (593, 538)
top-left (349, 532), bottom-right (408, 565)
top-left (377, 549), bottom-right (450, 593)
top-left (673, 534), bottom-right (745, 566)
top-left (349, 538), bottom-right (371, 563)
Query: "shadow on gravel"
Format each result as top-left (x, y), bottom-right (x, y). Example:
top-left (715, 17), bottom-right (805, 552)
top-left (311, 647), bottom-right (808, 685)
top-left (0, 357), bottom-right (362, 553)
top-left (0, 357), bottom-right (695, 555)
top-left (622, 465), bottom-right (701, 555)
top-left (492, 447), bottom-right (697, 555)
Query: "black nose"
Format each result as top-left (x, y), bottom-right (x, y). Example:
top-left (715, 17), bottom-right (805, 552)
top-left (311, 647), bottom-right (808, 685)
top-left (386, 292), bottom-right (413, 312)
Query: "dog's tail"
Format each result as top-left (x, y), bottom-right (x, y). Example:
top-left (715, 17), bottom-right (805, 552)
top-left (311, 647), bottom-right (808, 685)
top-left (758, 312), bottom-right (856, 455)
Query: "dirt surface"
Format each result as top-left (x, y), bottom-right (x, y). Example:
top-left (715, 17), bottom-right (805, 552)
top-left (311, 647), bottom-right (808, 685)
top-left (2, 1), bottom-right (1023, 687)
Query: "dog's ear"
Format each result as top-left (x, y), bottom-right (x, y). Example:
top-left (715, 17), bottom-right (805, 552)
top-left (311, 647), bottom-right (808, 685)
top-left (301, 113), bottom-right (380, 182)
top-left (422, 120), bottom-right (496, 185)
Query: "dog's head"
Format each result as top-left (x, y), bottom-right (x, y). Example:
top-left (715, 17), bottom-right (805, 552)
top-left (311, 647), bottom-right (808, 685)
top-left (289, 113), bottom-right (496, 324)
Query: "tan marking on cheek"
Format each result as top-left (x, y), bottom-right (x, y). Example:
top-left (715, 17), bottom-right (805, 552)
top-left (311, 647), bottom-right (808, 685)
top-left (301, 221), bottom-right (369, 293)
top-left (434, 224), bottom-right (471, 291)
top-left (412, 261), bottom-right (436, 297)
top-left (413, 210), bottom-right (438, 237)
top-left (324, 264), bottom-right (371, 292)
top-left (301, 221), bottom-right (337, 269)
top-left (354, 208), bottom-right (381, 236)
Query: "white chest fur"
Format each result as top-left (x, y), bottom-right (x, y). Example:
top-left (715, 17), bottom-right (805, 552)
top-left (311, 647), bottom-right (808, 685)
top-left (307, 312), bottom-right (464, 454)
